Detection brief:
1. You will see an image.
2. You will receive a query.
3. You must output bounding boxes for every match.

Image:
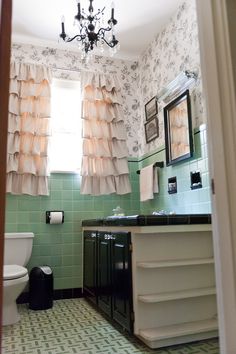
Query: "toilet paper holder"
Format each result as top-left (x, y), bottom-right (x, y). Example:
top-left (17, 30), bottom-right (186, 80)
top-left (46, 211), bottom-right (64, 224)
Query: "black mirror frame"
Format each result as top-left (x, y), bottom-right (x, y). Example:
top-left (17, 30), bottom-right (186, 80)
top-left (164, 89), bottom-right (193, 166)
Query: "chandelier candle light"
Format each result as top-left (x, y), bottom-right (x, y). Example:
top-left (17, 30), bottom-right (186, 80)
top-left (60, 0), bottom-right (119, 58)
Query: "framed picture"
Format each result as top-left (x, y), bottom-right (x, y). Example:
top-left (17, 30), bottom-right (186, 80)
top-left (164, 89), bottom-right (193, 166)
top-left (144, 115), bottom-right (159, 143)
top-left (145, 96), bottom-right (158, 120)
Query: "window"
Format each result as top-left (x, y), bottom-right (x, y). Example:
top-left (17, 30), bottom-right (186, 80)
top-left (50, 79), bottom-right (82, 172)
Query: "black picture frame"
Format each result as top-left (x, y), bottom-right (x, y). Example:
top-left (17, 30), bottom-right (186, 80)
top-left (144, 115), bottom-right (159, 143)
top-left (164, 89), bottom-right (193, 166)
top-left (145, 96), bottom-right (158, 121)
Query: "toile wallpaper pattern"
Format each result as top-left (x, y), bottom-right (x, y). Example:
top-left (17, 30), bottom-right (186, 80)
top-left (11, 0), bottom-right (203, 158)
top-left (137, 0), bottom-right (205, 156)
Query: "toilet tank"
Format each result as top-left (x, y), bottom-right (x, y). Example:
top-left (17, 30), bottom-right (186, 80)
top-left (4, 232), bottom-right (34, 266)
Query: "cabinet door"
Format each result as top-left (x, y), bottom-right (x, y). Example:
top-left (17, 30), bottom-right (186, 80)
top-left (83, 231), bottom-right (97, 305)
top-left (97, 231), bottom-right (112, 317)
top-left (111, 231), bottom-right (133, 332)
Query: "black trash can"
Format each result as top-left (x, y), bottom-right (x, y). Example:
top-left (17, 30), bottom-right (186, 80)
top-left (29, 266), bottom-right (53, 310)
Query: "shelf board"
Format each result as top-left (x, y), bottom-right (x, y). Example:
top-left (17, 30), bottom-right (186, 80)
top-left (137, 258), bottom-right (214, 269)
top-left (138, 287), bottom-right (216, 303)
top-left (139, 318), bottom-right (218, 341)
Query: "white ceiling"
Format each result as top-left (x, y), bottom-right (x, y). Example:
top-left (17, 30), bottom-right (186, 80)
top-left (12, 0), bottom-right (183, 60)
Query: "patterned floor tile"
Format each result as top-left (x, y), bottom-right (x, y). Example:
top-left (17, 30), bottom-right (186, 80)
top-left (1, 299), bottom-right (219, 354)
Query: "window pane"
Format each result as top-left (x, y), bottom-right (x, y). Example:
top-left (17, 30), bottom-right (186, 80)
top-left (50, 79), bottom-right (82, 172)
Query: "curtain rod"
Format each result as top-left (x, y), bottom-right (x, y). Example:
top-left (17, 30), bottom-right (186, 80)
top-left (52, 66), bottom-right (117, 76)
top-left (51, 67), bottom-right (81, 73)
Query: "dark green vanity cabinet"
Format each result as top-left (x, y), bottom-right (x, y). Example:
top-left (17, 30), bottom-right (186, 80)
top-left (83, 230), bottom-right (97, 305)
top-left (83, 216), bottom-right (216, 349)
top-left (83, 230), bottom-right (133, 333)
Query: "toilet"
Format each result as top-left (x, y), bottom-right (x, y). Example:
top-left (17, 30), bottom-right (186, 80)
top-left (3, 232), bottom-right (34, 326)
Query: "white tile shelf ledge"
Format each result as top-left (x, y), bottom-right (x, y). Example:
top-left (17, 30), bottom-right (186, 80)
top-left (138, 287), bottom-right (216, 303)
top-left (138, 318), bottom-right (218, 342)
top-left (137, 258), bottom-right (214, 268)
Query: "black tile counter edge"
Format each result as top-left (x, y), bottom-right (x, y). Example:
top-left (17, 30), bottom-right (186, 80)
top-left (82, 214), bottom-right (212, 227)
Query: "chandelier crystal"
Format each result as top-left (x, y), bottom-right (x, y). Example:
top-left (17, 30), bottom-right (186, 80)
top-left (59, 0), bottom-right (119, 57)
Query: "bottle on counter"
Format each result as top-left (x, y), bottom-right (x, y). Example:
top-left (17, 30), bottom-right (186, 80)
top-left (112, 206), bottom-right (125, 216)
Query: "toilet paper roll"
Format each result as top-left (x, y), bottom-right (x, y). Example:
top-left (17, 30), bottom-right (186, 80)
top-left (49, 211), bottom-right (63, 224)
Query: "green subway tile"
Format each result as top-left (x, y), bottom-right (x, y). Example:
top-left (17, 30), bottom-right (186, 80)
top-left (60, 222), bottom-right (73, 232)
top-left (72, 221), bottom-right (82, 233)
top-left (52, 244), bottom-right (63, 255)
top-left (62, 255), bottom-right (74, 266)
top-left (35, 255), bottom-right (52, 265)
top-left (50, 179), bottom-right (63, 191)
top-left (39, 245), bottom-right (52, 257)
top-left (28, 212), bottom-right (43, 223)
top-left (16, 212), bottom-right (30, 223)
top-left (72, 277), bottom-right (82, 288)
top-left (50, 190), bottom-right (62, 200)
top-left (62, 179), bottom-right (73, 190)
top-left (62, 201), bottom-right (73, 211)
top-left (54, 278), bottom-right (65, 290)
top-left (4, 224), bottom-right (17, 232)
top-left (31, 245), bottom-right (41, 257)
top-left (39, 234), bottom-right (54, 244)
top-left (72, 243), bottom-right (82, 255)
top-left (72, 190), bottom-right (82, 200)
top-left (5, 198), bottom-right (18, 211)
top-left (18, 224), bottom-right (31, 232)
top-left (50, 255), bottom-right (62, 267)
top-left (80, 200), bottom-right (93, 211)
top-left (62, 244), bottom-right (73, 255)
top-left (73, 255), bottom-right (81, 266)
top-left (62, 233), bottom-right (74, 244)
top-left (5, 211), bottom-right (17, 223)
top-left (72, 265), bottom-right (82, 276)
top-left (52, 267), bottom-right (62, 277)
top-left (5, 143), bottom-right (212, 292)
top-left (72, 176), bottom-right (81, 190)
top-left (58, 277), bottom-right (74, 289)
top-left (49, 201), bottom-right (63, 210)
top-left (61, 266), bottom-right (73, 277)
top-left (73, 233), bottom-right (82, 243)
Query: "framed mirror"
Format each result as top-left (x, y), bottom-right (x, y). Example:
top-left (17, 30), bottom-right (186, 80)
top-left (164, 89), bottom-right (193, 166)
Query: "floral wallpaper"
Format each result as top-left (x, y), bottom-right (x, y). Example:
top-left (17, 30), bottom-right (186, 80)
top-left (11, 43), bottom-right (141, 157)
top-left (137, 0), bottom-right (205, 156)
top-left (11, 0), bottom-right (203, 158)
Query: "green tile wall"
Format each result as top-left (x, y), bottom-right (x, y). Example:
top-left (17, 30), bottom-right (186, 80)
top-left (4, 162), bottom-right (140, 290)
top-left (4, 126), bottom-right (211, 291)
top-left (139, 124), bottom-right (211, 214)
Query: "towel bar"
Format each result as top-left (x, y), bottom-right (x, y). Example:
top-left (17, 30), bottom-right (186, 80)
top-left (136, 161), bottom-right (164, 174)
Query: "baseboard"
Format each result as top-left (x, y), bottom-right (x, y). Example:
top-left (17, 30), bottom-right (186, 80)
top-left (17, 288), bottom-right (83, 304)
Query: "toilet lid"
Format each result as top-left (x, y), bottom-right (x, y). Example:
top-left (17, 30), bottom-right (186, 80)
top-left (4, 265), bottom-right (28, 280)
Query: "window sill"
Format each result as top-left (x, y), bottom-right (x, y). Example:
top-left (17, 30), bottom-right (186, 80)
top-left (50, 170), bottom-right (80, 174)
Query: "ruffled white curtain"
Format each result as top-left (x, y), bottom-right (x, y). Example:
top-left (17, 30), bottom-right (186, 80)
top-left (80, 72), bottom-right (131, 195)
top-left (7, 62), bottom-right (52, 195)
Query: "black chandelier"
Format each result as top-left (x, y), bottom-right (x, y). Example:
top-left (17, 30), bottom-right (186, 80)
top-left (60, 0), bottom-right (119, 57)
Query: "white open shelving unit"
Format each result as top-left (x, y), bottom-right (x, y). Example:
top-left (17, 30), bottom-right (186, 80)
top-left (131, 224), bottom-right (218, 349)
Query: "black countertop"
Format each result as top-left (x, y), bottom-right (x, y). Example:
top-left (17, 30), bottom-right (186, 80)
top-left (82, 214), bottom-right (212, 227)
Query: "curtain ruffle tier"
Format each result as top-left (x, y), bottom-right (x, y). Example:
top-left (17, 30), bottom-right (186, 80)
top-left (80, 72), bottom-right (131, 196)
top-left (7, 62), bottom-right (51, 196)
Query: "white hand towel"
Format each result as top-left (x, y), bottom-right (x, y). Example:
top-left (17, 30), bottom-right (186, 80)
top-left (140, 164), bottom-right (159, 202)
